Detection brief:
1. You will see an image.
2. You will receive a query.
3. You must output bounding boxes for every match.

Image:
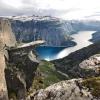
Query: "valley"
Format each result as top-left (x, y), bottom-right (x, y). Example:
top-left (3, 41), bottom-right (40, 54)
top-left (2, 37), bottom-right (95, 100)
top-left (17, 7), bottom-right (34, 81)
top-left (0, 16), bottom-right (100, 100)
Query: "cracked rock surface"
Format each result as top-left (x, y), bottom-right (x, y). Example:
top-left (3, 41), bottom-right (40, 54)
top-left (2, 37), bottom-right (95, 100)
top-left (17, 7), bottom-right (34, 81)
top-left (28, 79), bottom-right (94, 100)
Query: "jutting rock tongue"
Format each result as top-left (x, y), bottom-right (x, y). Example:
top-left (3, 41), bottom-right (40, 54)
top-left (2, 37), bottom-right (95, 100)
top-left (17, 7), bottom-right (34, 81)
top-left (0, 19), bottom-right (16, 100)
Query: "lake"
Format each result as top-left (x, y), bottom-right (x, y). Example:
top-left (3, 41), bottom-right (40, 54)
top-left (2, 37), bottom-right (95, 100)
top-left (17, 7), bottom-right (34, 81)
top-left (35, 46), bottom-right (66, 61)
top-left (35, 31), bottom-right (96, 61)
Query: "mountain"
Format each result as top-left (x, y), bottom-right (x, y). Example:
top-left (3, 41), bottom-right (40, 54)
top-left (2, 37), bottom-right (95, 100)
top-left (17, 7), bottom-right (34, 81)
top-left (0, 17), bottom-right (100, 100)
top-left (8, 15), bottom-right (76, 47)
top-left (3, 15), bottom-right (100, 47)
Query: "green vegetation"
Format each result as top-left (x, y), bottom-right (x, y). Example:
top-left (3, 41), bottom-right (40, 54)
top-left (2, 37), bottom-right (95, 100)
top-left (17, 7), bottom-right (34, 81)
top-left (39, 61), bottom-right (68, 87)
top-left (82, 77), bottom-right (100, 98)
top-left (28, 73), bottom-right (44, 94)
top-left (29, 61), bottom-right (68, 93)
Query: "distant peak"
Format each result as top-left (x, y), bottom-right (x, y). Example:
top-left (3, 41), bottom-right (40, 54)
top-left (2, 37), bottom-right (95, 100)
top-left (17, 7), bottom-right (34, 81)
top-left (2, 15), bottom-right (59, 22)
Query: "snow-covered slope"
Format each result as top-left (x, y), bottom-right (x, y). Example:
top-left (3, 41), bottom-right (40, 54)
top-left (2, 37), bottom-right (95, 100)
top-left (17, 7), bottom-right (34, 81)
top-left (4, 15), bottom-right (59, 22)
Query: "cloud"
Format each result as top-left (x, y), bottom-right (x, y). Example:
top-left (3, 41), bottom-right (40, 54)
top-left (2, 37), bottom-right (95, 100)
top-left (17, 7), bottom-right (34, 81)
top-left (0, 0), bottom-right (100, 20)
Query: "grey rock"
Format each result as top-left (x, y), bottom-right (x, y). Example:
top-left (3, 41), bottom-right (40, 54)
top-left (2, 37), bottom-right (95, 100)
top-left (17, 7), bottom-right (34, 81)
top-left (53, 41), bottom-right (100, 78)
top-left (29, 79), bottom-right (94, 100)
top-left (80, 54), bottom-right (100, 74)
top-left (0, 18), bottom-right (45, 100)
top-left (0, 19), bottom-right (16, 100)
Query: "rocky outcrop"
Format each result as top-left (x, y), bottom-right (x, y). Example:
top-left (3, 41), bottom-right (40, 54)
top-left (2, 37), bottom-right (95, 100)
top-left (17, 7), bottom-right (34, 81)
top-left (28, 79), bottom-right (94, 100)
top-left (0, 19), bottom-right (17, 100)
top-left (0, 18), bottom-right (45, 100)
top-left (80, 54), bottom-right (100, 74)
top-left (53, 41), bottom-right (100, 78)
top-left (0, 19), bottom-right (16, 47)
top-left (1, 17), bottom-right (100, 100)
top-left (5, 40), bottom-right (45, 99)
top-left (5, 52), bottom-right (39, 100)
top-left (0, 52), bottom-right (8, 100)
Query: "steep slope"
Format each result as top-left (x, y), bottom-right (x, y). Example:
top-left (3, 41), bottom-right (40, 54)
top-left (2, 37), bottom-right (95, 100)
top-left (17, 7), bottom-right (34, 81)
top-left (7, 16), bottom-right (100, 47)
top-left (0, 52), bottom-right (8, 100)
top-left (53, 41), bottom-right (100, 78)
top-left (1, 16), bottom-right (100, 100)
top-left (0, 18), bottom-right (45, 100)
top-left (0, 19), bottom-right (16, 47)
top-left (10, 20), bottom-right (75, 47)
top-left (0, 19), bottom-right (16, 100)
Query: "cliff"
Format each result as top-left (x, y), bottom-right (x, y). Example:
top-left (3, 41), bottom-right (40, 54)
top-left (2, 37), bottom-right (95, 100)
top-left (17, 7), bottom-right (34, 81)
top-left (9, 16), bottom-right (100, 47)
top-left (0, 19), bottom-right (16, 47)
top-left (0, 19), bottom-right (16, 100)
top-left (0, 17), bottom-right (100, 100)
top-left (0, 18), bottom-right (45, 100)
top-left (0, 52), bottom-right (8, 100)
top-left (10, 17), bottom-right (76, 47)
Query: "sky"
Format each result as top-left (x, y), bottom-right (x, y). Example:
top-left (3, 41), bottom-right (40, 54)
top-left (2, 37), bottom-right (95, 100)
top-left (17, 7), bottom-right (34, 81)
top-left (0, 0), bottom-right (100, 20)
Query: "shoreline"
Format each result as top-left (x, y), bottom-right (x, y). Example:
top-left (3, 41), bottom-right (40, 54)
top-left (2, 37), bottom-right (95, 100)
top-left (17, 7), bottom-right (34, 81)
top-left (56, 31), bottom-right (96, 59)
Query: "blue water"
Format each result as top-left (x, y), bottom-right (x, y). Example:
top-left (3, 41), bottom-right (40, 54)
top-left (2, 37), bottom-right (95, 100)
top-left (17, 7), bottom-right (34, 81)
top-left (35, 46), bottom-right (66, 61)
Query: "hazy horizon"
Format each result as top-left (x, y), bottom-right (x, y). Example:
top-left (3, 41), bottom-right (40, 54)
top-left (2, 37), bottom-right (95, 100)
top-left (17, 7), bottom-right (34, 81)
top-left (0, 0), bottom-right (100, 20)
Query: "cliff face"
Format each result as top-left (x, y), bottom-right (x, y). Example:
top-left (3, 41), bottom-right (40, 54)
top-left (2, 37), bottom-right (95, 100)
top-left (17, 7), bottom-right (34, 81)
top-left (0, 19), bottom-right (17, 100)
top-left (0, 17), bottom-right (100, 100)
top-left (0, 19), bottom-right (45, 100)
top-left (9, 17), bottom-right (100, 47)
top-left (0, 19), bottom-right (16, 47)
top-left (10, 18), bottom-right (76, 47)
top-left (0, 52), bottom-right (8, 100)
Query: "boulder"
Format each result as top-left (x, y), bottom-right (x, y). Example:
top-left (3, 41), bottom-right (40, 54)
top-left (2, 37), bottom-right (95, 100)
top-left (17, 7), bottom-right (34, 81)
top-left (28, 79), bottom-right (94, 100)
